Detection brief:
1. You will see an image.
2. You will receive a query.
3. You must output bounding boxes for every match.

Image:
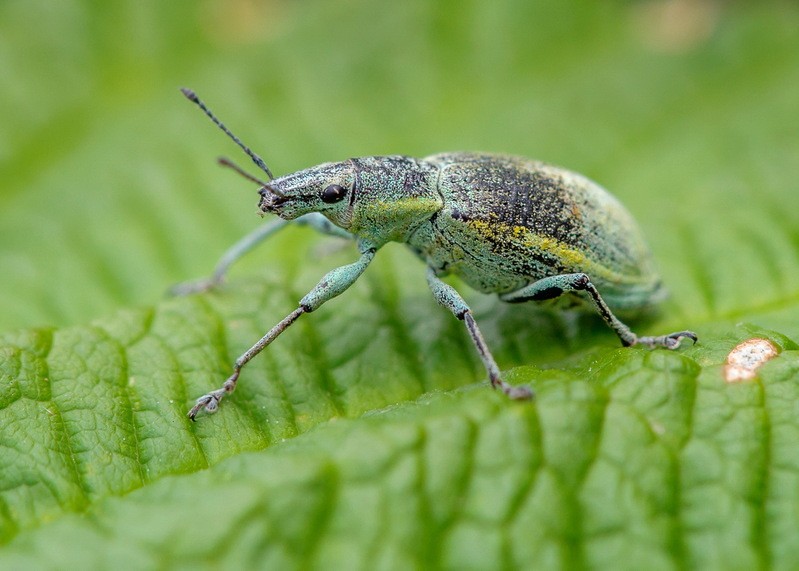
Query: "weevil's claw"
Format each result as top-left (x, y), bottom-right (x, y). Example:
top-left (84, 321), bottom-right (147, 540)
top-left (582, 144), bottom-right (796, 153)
top-left (494, 378), bottom-right (534, 400)
top-left (188, 396), bottom-right (215, 421)
top-left (187, 390), bottom-right (224, 421)
top-left (188, 371), bottom-right (240, 421)
top-left (637, 330), bottom-right (698, 350)
top-left (507, 385), bottom-right (534, 400)
top-left (675, 331), bottom-right (698, 345)
top-left (660, 330), bottom-right (698, 349)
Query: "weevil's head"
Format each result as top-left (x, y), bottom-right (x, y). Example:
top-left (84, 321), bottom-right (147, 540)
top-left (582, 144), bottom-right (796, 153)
top-left (259, 156), bottom-right (442, 245)
top-left (258, 160), bottom-right (356, 226)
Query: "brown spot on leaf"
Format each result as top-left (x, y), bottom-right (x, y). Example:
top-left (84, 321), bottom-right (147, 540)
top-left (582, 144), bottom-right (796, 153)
top-left (724, 338), bottom-right (779, 383)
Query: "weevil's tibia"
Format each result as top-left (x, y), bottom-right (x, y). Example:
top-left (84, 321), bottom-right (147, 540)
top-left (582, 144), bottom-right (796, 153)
top-left (426, 268), bottom-right (533, 400)
top-left (189, 306), bottom-right (305, 420)
top-left (188, 244), bottom-right (376, 420)
top-left (499, 273), bottom-right (698, 349)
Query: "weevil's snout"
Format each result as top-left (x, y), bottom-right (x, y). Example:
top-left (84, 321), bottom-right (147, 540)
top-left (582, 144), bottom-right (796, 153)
top-left (258, 185), bottom-right (288, 213)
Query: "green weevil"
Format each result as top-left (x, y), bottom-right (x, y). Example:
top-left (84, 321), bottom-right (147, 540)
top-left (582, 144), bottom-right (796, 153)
top-left (177, 88), bottom-right (697, 420)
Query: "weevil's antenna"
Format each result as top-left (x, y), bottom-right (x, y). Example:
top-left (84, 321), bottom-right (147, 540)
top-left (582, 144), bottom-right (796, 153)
top-left (217, 156), bottom-right (272, 188)
top-left (181, 87), bottom-right (275, 181)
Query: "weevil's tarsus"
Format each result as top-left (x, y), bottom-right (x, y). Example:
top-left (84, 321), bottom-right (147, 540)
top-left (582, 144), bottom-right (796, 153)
top-left (188, 371), bottom-right (239, 420)
top-left (188, 243), bottom-right (376, 419)
top-left (181, 87), bottom-right (275, 181)
top-left (426, 267), bottom-right (533, 400)
top-left (636, 330), bottom-right (698, 349)
top-left (500, 272), bottom-right (698, 350)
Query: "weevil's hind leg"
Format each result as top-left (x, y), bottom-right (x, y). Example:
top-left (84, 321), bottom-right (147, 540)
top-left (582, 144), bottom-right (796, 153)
top-left (170, 213), bottom-right (354, 296)
top-left (189, 244), bottom-right (376, 420)
top-left (499, 273), bottom-right (698, 349)
top-left (426, 268), bottom-right (532, 400)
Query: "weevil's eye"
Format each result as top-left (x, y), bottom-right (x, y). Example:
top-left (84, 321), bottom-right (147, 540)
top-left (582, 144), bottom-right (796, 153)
top-left (321, 184), bottom-right (348, 204)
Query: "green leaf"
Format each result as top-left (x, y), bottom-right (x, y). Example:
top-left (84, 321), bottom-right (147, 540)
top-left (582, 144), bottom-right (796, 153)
top-left (2, 1), bottom-right (799, 569)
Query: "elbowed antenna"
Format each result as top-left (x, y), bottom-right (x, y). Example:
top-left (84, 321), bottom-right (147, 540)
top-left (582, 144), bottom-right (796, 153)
top-left (217, 157), bottom-right (270, 186)
top-left (181, 87), bottom-right (276, 181)
top-left (216, 157), bottom-right (285, 197)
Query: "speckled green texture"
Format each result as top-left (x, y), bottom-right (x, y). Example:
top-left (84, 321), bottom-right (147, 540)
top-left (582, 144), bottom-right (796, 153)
top-left (263, 152), bottom-right (662, 310)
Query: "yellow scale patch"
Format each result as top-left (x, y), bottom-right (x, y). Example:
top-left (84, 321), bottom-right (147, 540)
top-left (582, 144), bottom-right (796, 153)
top-left (366, 197), bottom-right (441, 218)
top-left (465, 217), bottom-right (640, 285)
top-left (353, 197), bottom-right (443, 240)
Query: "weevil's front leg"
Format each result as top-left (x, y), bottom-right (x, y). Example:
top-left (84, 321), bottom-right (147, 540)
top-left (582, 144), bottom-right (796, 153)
top-left (425, 268), bottom-right (533, 400)
top-left (188, 245), bottom-right (376, 420)
top-left (171, 213), bottom-right (354, 296)
top-left (170, 218), bottom-right (290, 296)
top-left (295, 212), bottom-right (355, 240)
top-left (499, 273), bottom-right (698, 349)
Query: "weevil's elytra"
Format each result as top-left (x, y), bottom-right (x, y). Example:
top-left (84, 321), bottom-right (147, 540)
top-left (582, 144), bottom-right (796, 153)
top-left (410, 153), bottom-right (664, 307)
top-left (176, 89), bottom-right (697, 421)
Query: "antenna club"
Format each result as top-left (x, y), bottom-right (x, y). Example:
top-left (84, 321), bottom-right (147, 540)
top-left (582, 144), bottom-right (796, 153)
top-left (180, 87), bottom-right (199, 102)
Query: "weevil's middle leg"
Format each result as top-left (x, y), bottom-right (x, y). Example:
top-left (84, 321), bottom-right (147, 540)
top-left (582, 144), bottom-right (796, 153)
top-left (426, 268), bottom-right (533, 400)
top-left (499, 273), bottom-right (698, 349)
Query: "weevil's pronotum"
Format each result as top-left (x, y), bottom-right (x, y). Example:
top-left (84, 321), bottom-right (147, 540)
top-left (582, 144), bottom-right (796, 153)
top-left (177, 88), bottom-right (697, 420)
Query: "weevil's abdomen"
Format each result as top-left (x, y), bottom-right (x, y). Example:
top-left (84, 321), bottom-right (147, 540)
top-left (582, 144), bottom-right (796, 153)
top-left (410, 153), bottom-right (665, 313)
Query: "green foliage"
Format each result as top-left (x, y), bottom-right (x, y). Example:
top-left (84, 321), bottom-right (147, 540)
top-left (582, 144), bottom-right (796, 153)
top-left (1, 1), bottom-right (799, 569)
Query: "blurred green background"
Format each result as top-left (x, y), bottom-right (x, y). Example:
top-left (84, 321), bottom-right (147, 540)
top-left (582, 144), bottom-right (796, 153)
top-left (3, 2), bottom-right (799, 567)
top-left (1, 0), bottom-right (798, 333)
